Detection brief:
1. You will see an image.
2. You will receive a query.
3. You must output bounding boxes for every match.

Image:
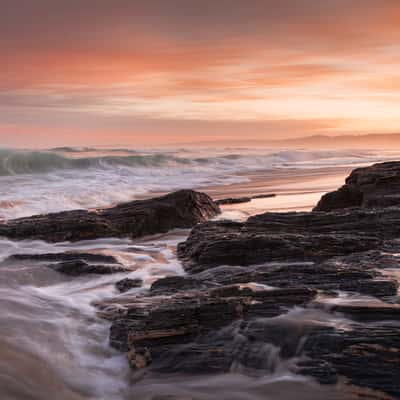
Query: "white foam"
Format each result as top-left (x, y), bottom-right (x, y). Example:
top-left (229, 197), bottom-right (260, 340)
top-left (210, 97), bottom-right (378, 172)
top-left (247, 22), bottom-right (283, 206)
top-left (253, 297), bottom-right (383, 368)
top-left (0, 147), bottom-right (399, 219)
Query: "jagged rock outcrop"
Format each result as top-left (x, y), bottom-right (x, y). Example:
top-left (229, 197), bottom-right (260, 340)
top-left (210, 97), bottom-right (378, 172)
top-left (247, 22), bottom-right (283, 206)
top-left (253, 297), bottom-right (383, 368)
top-left (215, 193), bottom-right (275, 205)
top-left (115, 278), bottom-right (143, 292)
top-left (6, 251), bottom-right (129, 276)
top-left (177, 207), bottom-right (400, 272)
top-left (314, 161), bottom-right (400, 211)
top-left (0, 190), bottom-right (220, 242)
top-left (98, 162), bottom-right (400, 397)
top-left (300, 324), bottom-right (400, 396)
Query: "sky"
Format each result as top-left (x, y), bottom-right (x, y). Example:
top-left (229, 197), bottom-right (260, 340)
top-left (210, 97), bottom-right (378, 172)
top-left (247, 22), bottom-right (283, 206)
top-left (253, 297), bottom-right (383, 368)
top-left (1, 0), bottom-right (400, 147)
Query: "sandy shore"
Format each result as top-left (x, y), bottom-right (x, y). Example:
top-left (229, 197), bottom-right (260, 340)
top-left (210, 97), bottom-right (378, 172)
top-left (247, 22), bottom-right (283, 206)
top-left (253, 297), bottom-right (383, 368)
top-left (136, 166), bottom-right (352, 216)
top-left (196, 166), bottom-right (352, 217)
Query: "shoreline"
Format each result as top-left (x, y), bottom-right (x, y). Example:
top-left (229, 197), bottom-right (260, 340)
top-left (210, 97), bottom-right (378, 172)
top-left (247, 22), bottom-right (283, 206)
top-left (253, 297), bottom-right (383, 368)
top-left (134, 165), bottom-right (352, 215)
top-left (1, 161), bottom-right (400, 399)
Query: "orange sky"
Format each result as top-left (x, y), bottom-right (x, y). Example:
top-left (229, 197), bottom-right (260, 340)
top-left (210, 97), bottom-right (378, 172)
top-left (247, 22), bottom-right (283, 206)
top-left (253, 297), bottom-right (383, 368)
top-left (1, 0), bottom-right (400, 147)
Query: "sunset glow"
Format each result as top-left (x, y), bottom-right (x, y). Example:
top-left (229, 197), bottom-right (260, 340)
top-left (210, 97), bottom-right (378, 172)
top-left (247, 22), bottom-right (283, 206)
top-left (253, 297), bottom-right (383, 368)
top-left (2, 0), bottom-right (400, 146)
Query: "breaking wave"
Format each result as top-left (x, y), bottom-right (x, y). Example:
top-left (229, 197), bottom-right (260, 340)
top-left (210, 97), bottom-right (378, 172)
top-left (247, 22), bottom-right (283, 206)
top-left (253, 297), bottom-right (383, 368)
top-left (0, 148), bottom-right (387, 177)
top-left (0, 146), bottom-right (397, 220)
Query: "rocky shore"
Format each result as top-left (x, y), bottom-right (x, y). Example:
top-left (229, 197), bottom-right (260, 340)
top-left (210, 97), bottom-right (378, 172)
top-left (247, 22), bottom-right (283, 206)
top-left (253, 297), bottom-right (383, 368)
top-left (102, 162), bottom-right (400, 398)
top-left (0, 189), bottom-right (219, 242)
top-left (2, 162), bottom-right (400, 397)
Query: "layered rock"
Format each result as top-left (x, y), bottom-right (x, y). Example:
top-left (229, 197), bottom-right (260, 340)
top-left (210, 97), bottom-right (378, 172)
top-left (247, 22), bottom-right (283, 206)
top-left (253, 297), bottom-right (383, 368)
top-left (215, 193), bottom-right (275, 205)
top-left (6, 251), bottom-right (129, 276)
top-left (95, 161), bottom-right (400, 397)
top-left (152, 253), bottom-right (399, 299)
top-left (300, 324), bottom-right (400, 396)
top-left (115, 278), bottom-right (143, 292)
top-left (0, 190), bottom-right (220, 242)
top-left (105, 284), bottom-right (317, 357)
top-left (314, 161), bottom-right (400, 211)
top-left (177, 207), bottom-right (400, 272)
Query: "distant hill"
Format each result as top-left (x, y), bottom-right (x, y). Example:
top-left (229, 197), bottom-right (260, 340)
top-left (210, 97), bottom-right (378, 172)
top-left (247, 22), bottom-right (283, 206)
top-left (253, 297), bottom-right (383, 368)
top-left (273, 134), bottom-right (400, 148)
top-left (174, 133), bottom-right (400, 149)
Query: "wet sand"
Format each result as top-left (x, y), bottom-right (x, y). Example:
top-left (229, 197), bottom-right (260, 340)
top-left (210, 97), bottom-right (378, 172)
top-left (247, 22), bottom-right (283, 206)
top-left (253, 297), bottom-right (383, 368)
top-left (137, 166), bottom-right (351, 215)
top-left (199, 166), bottom-right (351, 217)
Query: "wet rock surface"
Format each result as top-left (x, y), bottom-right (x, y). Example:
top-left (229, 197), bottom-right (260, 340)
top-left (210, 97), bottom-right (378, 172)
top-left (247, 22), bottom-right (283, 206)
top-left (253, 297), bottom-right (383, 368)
top-left (300, 324), bottom-right (400, 397)
top-left (215, 196), bottom-right (252, 205)
top-left (314, 161), bottom-right (400, 211)
top-left (0, 190), bottom-right (220, 242)
top-left (7, 251), bottom-right (130, 276)
top-left (115, 278), bottom-right (143, 293)
top-left (103, 240), bottom-right (400, 396)
top-left (48, 260), bottom-right (129, 276)
top-left (8, 252), bottom-right (119, 264)
top-left (177, 207), bottom-right (400, 272)
top-left (95, 162), bottom-right (400, 397)
top-left (215, 193), bottom-right (275, 205)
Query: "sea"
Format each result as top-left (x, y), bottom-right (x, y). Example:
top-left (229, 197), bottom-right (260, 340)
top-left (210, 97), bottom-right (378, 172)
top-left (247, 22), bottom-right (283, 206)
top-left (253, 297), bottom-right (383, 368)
top-left (0, 146), bottom-right (399, 400)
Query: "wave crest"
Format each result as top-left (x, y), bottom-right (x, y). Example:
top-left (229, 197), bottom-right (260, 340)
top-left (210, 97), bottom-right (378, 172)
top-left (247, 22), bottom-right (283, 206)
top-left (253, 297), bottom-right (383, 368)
top-left (0, 148), bottom-right (379, 176)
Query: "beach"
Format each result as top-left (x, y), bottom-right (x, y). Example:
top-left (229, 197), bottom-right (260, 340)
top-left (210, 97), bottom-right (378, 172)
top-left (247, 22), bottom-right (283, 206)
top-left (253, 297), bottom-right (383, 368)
top-left (0, 147), bottom-right (399, 400)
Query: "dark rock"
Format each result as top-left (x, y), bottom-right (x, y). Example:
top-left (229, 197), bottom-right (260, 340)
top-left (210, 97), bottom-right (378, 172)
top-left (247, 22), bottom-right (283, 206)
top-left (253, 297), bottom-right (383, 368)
top-left (313, 185), bottom-right (363, 212)
top-left (251, 193), bottom-right (276, 199)
top-left (247, 207), bottom-right (400, 238)
top-left (150, 275), bottom-right (220, 295)
top-left (116, 278), bottom-right (143, 293)
top-left (6, 251), bottom-right (127, 276)
top-left (325, 302), bottom-right (400, 321)
top-left (0, 190), bottom-right (220, 242)
top-left (107, 285), bottom-right (317, 354)
top-left (8, 252), bottom-right (118, 264)
top-left (152, 249), bottom-right (399, 299)
top-left (178, 207), bottom-right (400, 272)
top-left (49, 260), bottom-right (129, 276)
top-left (178, 224), bottom-right (381, 273)
top-left (215, 197), bottom-right (252, 205)
top-left (314, 161), bottom-right (400, 211)
top-left (215, 194), bottom-right (276, 205)
top-left (100, 162), bottom-right (400, 398)
top-left (301, 325), bottom-right (400, 397)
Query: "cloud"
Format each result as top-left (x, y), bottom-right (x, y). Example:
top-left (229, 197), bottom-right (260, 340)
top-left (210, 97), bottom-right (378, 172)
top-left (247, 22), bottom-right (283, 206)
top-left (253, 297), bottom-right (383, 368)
top-left (1, 0), bottom-right (400, 144)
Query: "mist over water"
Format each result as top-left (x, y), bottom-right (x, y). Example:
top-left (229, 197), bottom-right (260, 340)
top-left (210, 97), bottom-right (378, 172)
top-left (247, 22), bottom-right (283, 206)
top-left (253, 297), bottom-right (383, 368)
top-left (0, 146), bottom-right (399, 400)
top-left (0, 146), bottom-right (399, 219)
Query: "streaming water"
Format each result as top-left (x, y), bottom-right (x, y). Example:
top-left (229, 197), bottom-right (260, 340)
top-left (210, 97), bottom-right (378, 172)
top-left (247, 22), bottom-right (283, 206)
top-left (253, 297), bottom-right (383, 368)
top-left (0, 234), bottom-right (367, 400)
top-left (1, 147), bottom-right (399, 399)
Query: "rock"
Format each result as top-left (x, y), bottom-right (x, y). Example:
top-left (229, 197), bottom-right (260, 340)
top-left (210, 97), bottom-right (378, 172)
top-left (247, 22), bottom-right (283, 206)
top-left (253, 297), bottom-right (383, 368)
top-left (49, 260), bottom-right (129, 276)
top-left (178, 207), bottom-right (400, 272)
top-left (150, 275), bottom-right (220, 295)
top-left (215, 197), bottom-right (252, 205)
top-left (102, 244), bottom-right (400, 397)
top-left (8, 252), bottom-right (118, 264)
top-left (246, 207), bottom-right (400, 238)
top-left (116, 278), bottom-right (143, 293)
top-left (0, 190), bottom-right (220, 242)
top-left (152, 247), bottom-right (400, 299)
top-left (215, 193), bottom-right (276, 205)
top-left (314, 161), bottom-right (400, 211)
top-left (327, 302), bottom-right (400, 321)
top-left (251, 193), bottom-right (276, 199)
top-left (178, 224), bottom-right (380, 273)
top-left (106, 284), bottom-right (400, 397)
top-left (107, 284), bottom-right (316, 357)
top-left (99, 162), bottom-right (400, 397)
top-left (300, 325), bottom-right (400, 397)
top-left (6, 251), bottom-right (127, 276)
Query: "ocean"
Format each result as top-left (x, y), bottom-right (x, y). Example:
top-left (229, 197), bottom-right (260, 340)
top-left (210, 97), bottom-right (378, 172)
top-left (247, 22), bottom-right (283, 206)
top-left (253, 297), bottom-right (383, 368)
top-left (0, 146), bottom-right (399, 400)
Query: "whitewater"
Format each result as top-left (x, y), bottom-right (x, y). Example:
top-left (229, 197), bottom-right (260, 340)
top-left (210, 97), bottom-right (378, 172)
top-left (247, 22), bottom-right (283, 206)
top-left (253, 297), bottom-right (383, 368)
top-left (0, 146), bottom-right (399, 220)
top-left (1, 146), bottom-right (400, 400)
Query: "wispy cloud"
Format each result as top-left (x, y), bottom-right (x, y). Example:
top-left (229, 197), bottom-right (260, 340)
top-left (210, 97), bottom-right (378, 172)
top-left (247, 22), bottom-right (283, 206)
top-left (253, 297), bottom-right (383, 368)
top-left (1, 0), bottom-right (400, 145)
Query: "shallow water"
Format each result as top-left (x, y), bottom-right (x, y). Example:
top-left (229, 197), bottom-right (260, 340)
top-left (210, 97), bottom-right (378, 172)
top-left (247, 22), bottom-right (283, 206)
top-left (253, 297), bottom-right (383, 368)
top-left (1, 146), bottom-right (399, 399)
top-left (0, 147), bottom-right (399, 219)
